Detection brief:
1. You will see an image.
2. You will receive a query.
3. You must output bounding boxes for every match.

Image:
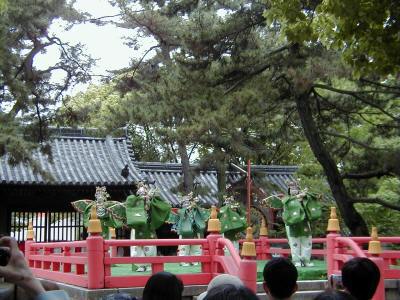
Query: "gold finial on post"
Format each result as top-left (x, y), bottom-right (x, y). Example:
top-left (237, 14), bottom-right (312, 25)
top-left (368, 227), bottom-right (382, 255)
top-left (26, 220), bottom-right (35, 240)
top-left (88, 205), bottom-right (102, 234)
top-left (327, 207), bottom-right (340, 232)
top-left (241, 227), bottom-right (257, 257)
top-left (207, 206), bottom-right (221, 233)
top-left (259, 217), bottom-right (268, 237)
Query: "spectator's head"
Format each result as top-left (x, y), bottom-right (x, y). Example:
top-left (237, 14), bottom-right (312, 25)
top-left (203, 284), bottom-right (258, 300)
top-left (263, 257), bottom-right (298, 299)
top-left (314, 289), bottom-right (355, 300)
top-left (197, 274), bottom-right (243, 300)
top-left (142, 271), bottom-right (183, 300)
top-left (342, 257), bottom-right (380, 300)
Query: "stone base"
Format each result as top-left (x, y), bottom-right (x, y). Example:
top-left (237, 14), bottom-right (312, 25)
top-left (29, 278), bottom-right (400, 300)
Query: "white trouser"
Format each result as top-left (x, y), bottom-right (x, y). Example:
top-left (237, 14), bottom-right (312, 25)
top-left (178, 234), bottom-right (201, 256)
top-left (130, 229), bottom-right (157, 269)
top-left (286, 231), bottom-right (312, 264)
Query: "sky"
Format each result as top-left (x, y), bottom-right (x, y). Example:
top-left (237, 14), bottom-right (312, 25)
top-left (35, 0), bottom-right (156, 95)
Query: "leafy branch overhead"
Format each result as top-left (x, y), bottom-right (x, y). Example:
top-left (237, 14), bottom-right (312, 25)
top-left (0, 0), bottom-right (95, 174)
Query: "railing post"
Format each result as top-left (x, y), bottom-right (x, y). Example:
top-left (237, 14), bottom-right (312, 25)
top-left (369, 227), bottom-right (385, 300)
top-left (240, 227), bottom-right (257, 292)
top-left (207, 206), bottom-right (222, 275)
top-left (25, 220), bottom-right (35, 267)
top-left (86, 206), bottom-right (105, 289)
top-left (259, 217), bottom-right (271, 260)
top-left (370, 256), bottom-right (385, 300)
top-left (326, 207), bottom-right (340, 277)
top-left (109, 227), bottom-right (117, 257)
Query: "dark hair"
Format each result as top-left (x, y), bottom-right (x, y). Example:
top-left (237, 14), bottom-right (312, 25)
top-left (314, 289), bottom-right (356, 300)
top-left (342, 258), bottom-right (380, 300)
top-left (142, 272), bottom-right (183, 300)
top-left (203, 284), bottom-right (258, 300)
top-left (263, 257), bottom-right (298, 299)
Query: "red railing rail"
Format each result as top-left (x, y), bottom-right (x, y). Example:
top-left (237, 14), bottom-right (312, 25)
top-left (239, 237), bottom-right (327, 260)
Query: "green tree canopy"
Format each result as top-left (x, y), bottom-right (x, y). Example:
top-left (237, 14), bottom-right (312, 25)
top-left (265, 0), bottom-right (400, 76)
top-left (0, 0), bottom-right (94, 173)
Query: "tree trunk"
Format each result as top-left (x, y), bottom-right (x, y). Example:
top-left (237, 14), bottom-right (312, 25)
top-left (178, 141), bottom-right (193, 194)
top-left (216, 161), bottom-right (227, 206)
top-left (295, 93), bottom-right (369, 236)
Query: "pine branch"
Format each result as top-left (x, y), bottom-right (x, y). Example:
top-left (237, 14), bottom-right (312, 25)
top-left (320, 130), bottom-right (386, 151)
top-left (131, 45), bottom-right (160, 77)
top-left (342, 169), bottom-right (391, 179)
top-left (360, 78), bottom-right (400, 90)
top-left (313, 83), bottom-right (400, 122)
top-left (350, 197), bottom-right (400, 211)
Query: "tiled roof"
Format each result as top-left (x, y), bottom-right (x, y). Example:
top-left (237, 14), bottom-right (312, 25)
top-left (135, 162), bottom-right (297, 207)
top-left (0, 136), bottom-right (142, 186)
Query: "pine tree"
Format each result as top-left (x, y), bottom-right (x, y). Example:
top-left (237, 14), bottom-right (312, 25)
top-left (0, 0), bottom-right (94, 173)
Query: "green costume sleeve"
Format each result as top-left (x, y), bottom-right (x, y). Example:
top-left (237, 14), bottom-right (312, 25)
top-left (303, 192), bottom-right (322, 221)
top-left (81, 202), bottom-right (94, 228)
top-left (269, 196), bottom-right (284, 209)
top-left (105, 201), bottom-right (126, 228)
top-left (177, 208), bottom-right (193, 238)
top-left (125, 195), bottom-right (147, 227)
top-left (193, 207), bottom-right (210, 236)
top-left (219, 205), bottom-right (247, 239)
top-left (282, 196), bottom-right (306, 225)
top-left (150, 196), bottom-right (171, 229)
top-left (71, 200), bottom-right (93, 214)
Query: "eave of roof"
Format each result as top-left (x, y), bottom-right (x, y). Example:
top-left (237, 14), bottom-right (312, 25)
top-left (0, 136), bottom-right (142, 186)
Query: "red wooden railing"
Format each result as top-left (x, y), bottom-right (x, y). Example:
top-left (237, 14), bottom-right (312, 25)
top-left (25, 240), bottom-right (88, 287)
top-left (25, 233), bottom-right (400, 300)
top-left (25, 233), bottom-right (257, 291)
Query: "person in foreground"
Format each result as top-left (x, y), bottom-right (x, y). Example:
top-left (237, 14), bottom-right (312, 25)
top-left (197, 274), bottom-right (244, 300)
top-left (263, 257), bottom-right (298, 300)
top-left (103, 272), bottom-right (183, 300)
top-left (203, 284), bottom-right (258, 300)
top-left (0, 236), bottom-right (69, 300)
top-left (142, 271), bottom-right (183, 300)
top-left (341, 257), bottom-right (380, 300)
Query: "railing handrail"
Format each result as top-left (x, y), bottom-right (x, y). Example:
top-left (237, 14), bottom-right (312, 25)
top-left (349, 237), bottom-right (400, 243)
top-left (216, 237), bottom-right (241, 270)
top-left (29, 241), bottom-right (87, 248)
top-left (105, 238), bottom-right (208, 247)
top-left (335, 237), bottom-right (367, 258)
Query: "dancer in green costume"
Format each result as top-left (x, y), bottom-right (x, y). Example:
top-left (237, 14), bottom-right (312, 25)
top-left (170, 192), bottom-right (209, 266)
top-left (125, 180), bottom-right (171, 272)
top-left (72, 186), bottom-right (126, 238)
top-left (219, 195), bottom-right (247, 250)
top-left (267, 180), bottom-right (321, 267)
